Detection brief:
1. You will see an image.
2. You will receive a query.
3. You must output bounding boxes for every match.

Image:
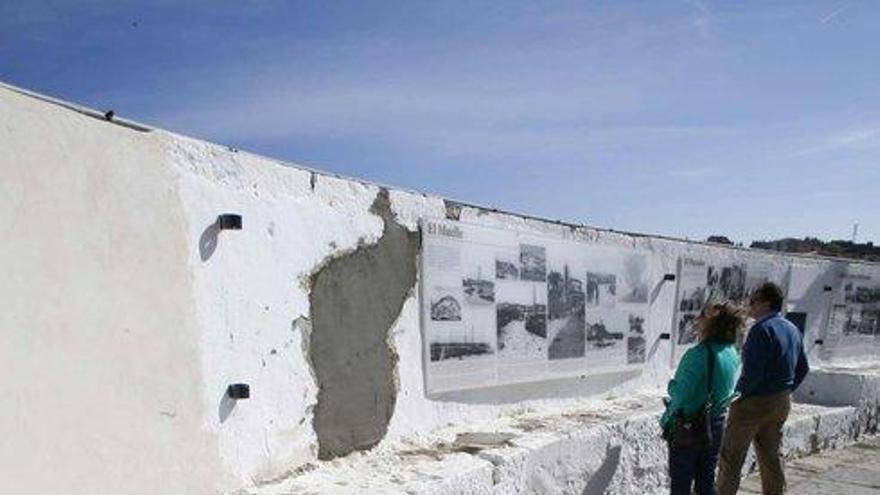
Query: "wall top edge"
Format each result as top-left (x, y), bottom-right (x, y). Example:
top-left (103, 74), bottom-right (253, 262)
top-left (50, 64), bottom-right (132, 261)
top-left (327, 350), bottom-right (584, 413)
top-left (3, 80), bottom-right (877, 269)
top-left (0, 81), bottom-right (153, 132)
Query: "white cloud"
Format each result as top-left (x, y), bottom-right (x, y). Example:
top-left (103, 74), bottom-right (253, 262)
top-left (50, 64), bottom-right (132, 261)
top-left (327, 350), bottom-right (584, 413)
top-left (150, 74), bottom-right (742, 167)
top-left (794, 126), bottom-right (880, 156)
top-left (819, 5), bottom-right (847, 25)
top-left (687, 0), bottom-right (712, 38)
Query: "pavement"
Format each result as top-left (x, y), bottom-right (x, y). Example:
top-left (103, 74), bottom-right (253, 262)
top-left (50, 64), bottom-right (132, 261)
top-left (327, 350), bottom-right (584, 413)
top-left (740, 436), bottom-right (880, 494)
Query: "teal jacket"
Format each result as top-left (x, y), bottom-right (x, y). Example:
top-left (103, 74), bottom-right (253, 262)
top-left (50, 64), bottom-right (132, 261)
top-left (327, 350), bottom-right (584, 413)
top-left (660, 341), bottom-right (740, 432)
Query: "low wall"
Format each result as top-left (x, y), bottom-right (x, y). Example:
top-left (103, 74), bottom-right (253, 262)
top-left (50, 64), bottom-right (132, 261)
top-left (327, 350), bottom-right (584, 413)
top-left (244, 398), bottom-right (863, 494)
top-left (2, 82), bottom-right (879, 494)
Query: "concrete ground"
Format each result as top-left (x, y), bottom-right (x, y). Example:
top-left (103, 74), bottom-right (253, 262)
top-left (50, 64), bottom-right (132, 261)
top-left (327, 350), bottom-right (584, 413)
top-left (740, 436), bottom-right (880, 494)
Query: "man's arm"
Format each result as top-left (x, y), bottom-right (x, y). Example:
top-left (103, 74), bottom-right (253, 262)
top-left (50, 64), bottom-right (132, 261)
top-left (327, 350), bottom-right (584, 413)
top-left (793, 337), bottom-right (810, 390)
top-left (736, 325), bottom-right (768, 397)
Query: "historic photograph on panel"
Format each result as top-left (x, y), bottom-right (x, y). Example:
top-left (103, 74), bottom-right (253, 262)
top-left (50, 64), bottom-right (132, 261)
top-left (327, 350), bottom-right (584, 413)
top-left (428, 282), bottom-right (496, 362)
top-left (843, 301), bottom-right (880, 336)
top-left (675, 258), bottom-right (709, 346)
top-left (585, 311), bottom-right (626, 352)
top-left (430, 324), bottom-right (494, 362)
top-left (520, 244), bottom-right (547, 282)
top-left (430, 286), bottom-right (462, 321)
top-left (462, 266), bottom-right (495, 304)
top-left (707, 263), bottom-right (747, 303)
top-left (679, 286), bottom-right (707, 313)
top-left (547, 265), bottom-right (586, 360)
top-left (495, 251), bottom-right (520, 280)
top-left (620, 254), bottom-right (650, 304)
top-left (677, 313), bottom-right (698, 346)
top-left (429, 322), bottom-right (495, 362)
top-left (626, 313), bottom-right (647, 364)
top-left (586, 272), bottom-right (617, 308)
top-left (839, 275), bottom-right (880, 338)
top-left (844, 283), bottom-right (880, 305)
top-left (496, 281), bottom-right (548, 359)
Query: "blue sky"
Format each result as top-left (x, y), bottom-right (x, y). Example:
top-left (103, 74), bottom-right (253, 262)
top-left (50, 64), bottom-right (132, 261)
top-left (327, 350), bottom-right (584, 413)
top-left (2, 1), bottom-right (878, 244)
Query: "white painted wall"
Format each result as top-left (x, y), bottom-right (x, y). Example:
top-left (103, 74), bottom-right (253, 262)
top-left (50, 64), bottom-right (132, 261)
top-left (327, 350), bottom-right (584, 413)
top-left (0, 86), bottom-right (223, 493)
top-left (2, 83), bottom-right (879, 494)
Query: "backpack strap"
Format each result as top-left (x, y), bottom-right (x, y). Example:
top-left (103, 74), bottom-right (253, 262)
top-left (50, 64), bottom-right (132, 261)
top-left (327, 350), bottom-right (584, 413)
top-left (705, 341), bottom-right (715, 410)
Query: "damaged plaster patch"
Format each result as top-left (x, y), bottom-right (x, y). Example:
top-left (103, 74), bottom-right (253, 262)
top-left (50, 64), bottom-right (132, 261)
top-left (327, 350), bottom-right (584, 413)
top-left (309, 188), bottom-right (420, 460)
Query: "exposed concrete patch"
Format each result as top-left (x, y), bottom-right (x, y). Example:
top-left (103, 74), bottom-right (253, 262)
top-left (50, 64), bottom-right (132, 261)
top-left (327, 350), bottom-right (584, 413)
top-left (309, 188), bottom-right (421, 460)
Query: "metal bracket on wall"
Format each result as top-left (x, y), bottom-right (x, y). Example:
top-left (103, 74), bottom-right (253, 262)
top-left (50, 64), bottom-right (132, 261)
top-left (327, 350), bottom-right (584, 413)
top-left (227, 383), bottom-right (250, 400)
top-left (218, 213), bottom-right (243, 231)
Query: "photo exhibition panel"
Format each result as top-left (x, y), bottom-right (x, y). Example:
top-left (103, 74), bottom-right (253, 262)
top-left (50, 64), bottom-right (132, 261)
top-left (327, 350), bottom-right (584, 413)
top-left (421, 220), bottom-right (656, 394)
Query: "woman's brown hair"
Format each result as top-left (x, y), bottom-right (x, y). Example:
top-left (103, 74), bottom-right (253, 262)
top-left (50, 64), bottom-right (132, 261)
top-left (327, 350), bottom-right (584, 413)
top-left (696, 301), bottom-right (746, 343)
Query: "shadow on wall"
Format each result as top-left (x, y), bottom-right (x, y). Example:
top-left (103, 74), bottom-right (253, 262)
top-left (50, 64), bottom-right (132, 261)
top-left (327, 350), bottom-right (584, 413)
top-left (218, 392), bottom-right (236, 423)
top-left (430, 370), bottom-right (640, 404)
top-left (200, 219), bottom-right (221, 262)
top-left (582, 444), bottom-right (622, 495)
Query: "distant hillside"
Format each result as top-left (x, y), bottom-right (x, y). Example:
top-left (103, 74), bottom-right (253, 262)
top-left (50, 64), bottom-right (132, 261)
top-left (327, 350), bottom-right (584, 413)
top-left (749, 237), bottom-right (880, 262)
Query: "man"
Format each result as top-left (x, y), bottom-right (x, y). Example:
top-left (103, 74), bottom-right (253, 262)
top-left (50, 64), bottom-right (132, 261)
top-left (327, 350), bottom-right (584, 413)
top-left (716, 282), bottom-right (810, 494)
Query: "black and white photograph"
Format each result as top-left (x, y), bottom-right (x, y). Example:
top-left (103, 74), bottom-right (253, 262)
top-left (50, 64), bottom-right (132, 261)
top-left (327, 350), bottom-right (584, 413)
top-left (430, 328), bottom-right (494, 362)
top-left (627, 337), bottom-right (646, 364)
top-left (428, 280), bottom-right (497, 363)
top-left (547, 265), bottom-right (586, 360)
top-left (520, 244), bottom-right (547, 282)
top-left (496, 282), bottom-right (548, 359)
top-left (843, 307), bottom-right (861, 335)
top-left (429, 308), bottom-right (496, 362)
top-left (845, 308), bottom-right (880, 336)
top-left (862, 309), bottom-right (880, 336)
top-left (707, 263), bottom-right (747, 303)
top-left (620, 254), bottom-right (650, 304)
top-left (430, 288), bottom-right (463, 321)
top-left (586, 314), bottom-right (625, 351)
top-left (628, 313), bottom-right (645, 335)
top-left (673, 258), bottom-right (708, 349)
top-left (462, 266), bottom-right (495, 304)
top-left (586, 272), bottom-right (617, 308)
top-left (626, 313), bottom-right (646, 364)
top-left (679, 286), bottom-right (707, 313)
top-left (495, 251), bottom-right (520, 280)
top-left (845, 285), bottom-right (880, 305)
top-left (836, 274), bottom-right (880, 341)
top-left (677, 313), bottom-right (697, 345)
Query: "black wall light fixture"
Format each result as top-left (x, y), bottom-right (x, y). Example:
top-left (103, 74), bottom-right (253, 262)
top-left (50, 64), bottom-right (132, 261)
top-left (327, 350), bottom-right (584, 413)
top-left (814, 339), bottom-right (824, 345)
top-left (659, 333), bottom-right (672, 340)
top-left (218, 213), bottom-right (243, 231)
top-left (227, 383), bottom-right (250, 400)
top-left (663, 273), bottom-right (676, 282)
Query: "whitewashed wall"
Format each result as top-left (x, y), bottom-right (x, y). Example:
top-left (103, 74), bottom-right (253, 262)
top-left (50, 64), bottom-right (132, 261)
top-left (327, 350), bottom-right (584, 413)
top-left (1, 83), bottom-right (878, 495)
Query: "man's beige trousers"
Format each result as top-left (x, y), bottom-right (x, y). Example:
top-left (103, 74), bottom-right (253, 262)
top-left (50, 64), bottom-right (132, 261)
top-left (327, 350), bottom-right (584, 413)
top-left (716, 391), bottom-right (791, 495)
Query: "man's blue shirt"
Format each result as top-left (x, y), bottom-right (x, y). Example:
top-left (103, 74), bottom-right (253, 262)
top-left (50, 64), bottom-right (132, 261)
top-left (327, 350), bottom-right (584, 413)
top-left (736, 312), bottom-right (810, 397)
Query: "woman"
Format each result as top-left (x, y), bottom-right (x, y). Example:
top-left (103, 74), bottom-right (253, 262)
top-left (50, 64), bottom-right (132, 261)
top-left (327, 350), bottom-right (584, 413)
top-left (661, 302), bottom-right (745, 495)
